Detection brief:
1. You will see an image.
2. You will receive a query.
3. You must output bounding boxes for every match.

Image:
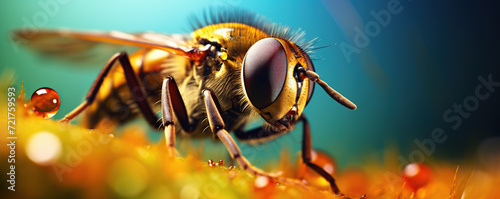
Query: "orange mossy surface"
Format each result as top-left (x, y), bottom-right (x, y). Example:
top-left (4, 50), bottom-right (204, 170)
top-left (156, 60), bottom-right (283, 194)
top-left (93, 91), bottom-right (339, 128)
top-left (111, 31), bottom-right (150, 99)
top-left (1, 87), bottom-right (498, 199)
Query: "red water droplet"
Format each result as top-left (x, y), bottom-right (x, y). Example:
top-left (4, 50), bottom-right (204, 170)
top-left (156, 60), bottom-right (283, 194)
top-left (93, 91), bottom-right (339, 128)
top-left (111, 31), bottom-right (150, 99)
top-left (297, 150), bottom-right (337, 188)
top-left (253, 176), bottom-right (276, 195)
top-left (30, 87), bottom-right (60, 118)
top-left (208, 159), bottom-right (214, 167)
top-left (401, 162), bottom-right (432, 191)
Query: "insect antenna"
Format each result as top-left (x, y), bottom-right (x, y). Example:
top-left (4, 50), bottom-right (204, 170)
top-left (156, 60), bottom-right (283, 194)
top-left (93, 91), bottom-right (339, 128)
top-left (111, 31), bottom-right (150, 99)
top-left (304, 69), bottom-right (357, 110)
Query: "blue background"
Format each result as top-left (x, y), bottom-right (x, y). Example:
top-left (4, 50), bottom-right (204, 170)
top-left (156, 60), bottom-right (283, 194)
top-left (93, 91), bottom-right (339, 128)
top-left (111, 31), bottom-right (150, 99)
top-left (1, 0), bottom-right (499, 169)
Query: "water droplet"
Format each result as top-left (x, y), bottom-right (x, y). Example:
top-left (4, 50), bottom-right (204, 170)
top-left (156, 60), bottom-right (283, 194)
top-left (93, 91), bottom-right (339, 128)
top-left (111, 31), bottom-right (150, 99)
top-left (30, 87), bottom-right (60, 118)
top-left (401, 162), bottom-right (432, 191)
top-left (297, 150), bottom-right (337, 188)
top-left (254, 176), bottom-right (270, 188)
top-left (253, 176), bottom-right (276, 194)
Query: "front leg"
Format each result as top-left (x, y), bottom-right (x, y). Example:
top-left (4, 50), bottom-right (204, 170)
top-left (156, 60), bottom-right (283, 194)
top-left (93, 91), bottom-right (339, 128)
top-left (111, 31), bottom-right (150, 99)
top-left (202, 89), bottom-right (307, 189)
top-left (234, 115), bottom-right (342, 194)
top-left (300, 115), bottom-right (341, 194)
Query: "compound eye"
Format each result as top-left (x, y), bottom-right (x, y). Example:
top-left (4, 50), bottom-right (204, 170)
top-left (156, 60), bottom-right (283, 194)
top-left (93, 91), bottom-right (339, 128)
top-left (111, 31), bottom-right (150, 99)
top-left (242, 38), bottom-right (287, 109)
top-left (304, 54), bottom-right (315, 104)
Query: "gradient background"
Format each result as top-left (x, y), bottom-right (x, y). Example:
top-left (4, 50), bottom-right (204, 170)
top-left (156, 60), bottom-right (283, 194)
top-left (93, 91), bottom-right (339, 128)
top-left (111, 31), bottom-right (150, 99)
top-left (1, 0), bottom-right (499, 170)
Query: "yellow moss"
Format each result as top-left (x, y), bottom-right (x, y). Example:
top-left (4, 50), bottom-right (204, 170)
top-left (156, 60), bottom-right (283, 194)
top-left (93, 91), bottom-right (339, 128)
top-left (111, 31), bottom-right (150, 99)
top-left (1, 86), bottom-right (498, 199)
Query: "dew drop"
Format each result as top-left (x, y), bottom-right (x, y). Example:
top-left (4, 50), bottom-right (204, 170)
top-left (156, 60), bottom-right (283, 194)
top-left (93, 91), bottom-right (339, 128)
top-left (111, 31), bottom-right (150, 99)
top-left (253, 176), bottom-right (276, 194)
top-left (30, 87), bottom-right (60, 118)
top-left (254, 176), bottom-right (270, 188)
top-left (297, 150), bottom-right (337, 188)
top-left (401, 162), bottom-right (432, 191)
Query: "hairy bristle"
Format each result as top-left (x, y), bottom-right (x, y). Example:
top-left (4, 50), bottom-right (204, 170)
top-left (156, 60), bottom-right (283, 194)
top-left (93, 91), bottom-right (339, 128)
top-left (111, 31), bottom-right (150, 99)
top-left (188, 7), bottom-right (314, 52)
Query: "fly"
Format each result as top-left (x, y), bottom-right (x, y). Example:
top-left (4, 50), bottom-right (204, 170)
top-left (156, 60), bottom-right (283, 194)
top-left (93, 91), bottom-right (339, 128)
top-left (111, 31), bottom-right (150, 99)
top-left (14, 8), bottom-right (357, 194)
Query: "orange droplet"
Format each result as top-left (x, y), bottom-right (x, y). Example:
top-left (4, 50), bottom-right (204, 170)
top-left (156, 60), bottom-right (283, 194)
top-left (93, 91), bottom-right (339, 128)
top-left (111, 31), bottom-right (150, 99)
top-left (297, 150), bottom-right (337, 188)
top-left (253, 176), bottom-right (276, 197)
top-left (30, 87), bottom-right (60, 118)
top-left (218, 160), bottom-right (224, 167)
top-left (208, 159), bottom-right (214, 167)
top-left (401, 162), bottom-right (432, 191)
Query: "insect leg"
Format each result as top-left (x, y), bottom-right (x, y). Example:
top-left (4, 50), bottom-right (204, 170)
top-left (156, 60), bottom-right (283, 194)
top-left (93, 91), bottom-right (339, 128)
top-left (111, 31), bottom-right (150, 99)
top-left (160, 76), bottom-right (194, 156)
top-left (299, 115), bottom-right (341, 194)
top-left (202, 89), bottom-right (307, 189)
top-left (59, 52), bottom-right (161, 129)
top-left (160, 76), bottom-right (193, 132)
